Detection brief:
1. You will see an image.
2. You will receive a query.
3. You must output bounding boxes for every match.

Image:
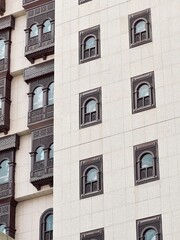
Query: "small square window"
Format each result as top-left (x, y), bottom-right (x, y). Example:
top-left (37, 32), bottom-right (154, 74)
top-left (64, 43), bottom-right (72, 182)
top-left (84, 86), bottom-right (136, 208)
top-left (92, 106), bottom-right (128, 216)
top-left (81, 228), bottom-right (104, 240)
top-left (134, 140), bottom-right (159, 185)
top-left (129, 8), bottom-right (152, 48)
top-left (80, 155), bottom-right (103, 199)
top-left (79, 25), bottom-right (101, 64)
top-left (136, 215), bottom-right (162, 240)
top-left (79, 87), bottom-right (102, 128)
top-left (131, 71), bottom-right (156, 114)
top-left (79, 0), bottom-right (92, 4)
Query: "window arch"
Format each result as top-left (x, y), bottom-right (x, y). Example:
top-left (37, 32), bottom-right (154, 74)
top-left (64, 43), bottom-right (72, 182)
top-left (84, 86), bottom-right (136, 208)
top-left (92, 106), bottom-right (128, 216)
top-left (49, 143), bottom-right (54, 159)
top-left (0, 39), bottom-right (5, 60)
top-left (129, 9), bottom-right (152, 48)
top-left (80, 155), bottom-right (103, 199)
top-left (40, 208), bottom-right (53, 240)
top-left (0, 224), bottom-right (6, 234)
top-left (83, 35), bottom-right (96, 60)
top-left (30, 24), bottom-right (38, 38)
top-left (143, 228), bottom-right (157, 240)
top-left (84, 98), bottom-right (97, 124)
top-left (139, 152), bottom-right (155, 180)
top-left (0, 159), bottom-right (9, 184)
top-left (48, 82), bottom-right (54, 105)
top-left (79, 25), bottom-right (100, 63)
top-left (35, 147), bottom-right (44, 162)
top-left (43, 19), bottom-right (51, 34)
top-left (136, 83), bottom-right (151, 108)
top-left (33, 86), bottom-right (43, 110)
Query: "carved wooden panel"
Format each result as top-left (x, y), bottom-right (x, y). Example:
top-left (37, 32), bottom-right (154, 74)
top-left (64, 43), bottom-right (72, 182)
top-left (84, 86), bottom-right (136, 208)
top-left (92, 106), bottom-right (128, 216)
top-left (0, 0), bottom-right (5, 16)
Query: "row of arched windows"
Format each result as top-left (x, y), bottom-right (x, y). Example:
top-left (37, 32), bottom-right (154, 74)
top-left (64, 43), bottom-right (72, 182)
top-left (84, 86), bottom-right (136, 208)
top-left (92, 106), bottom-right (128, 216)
top-left (36, 143), bottom-right (54, 162)
top-left (30, 19), bottom-right (52, 38)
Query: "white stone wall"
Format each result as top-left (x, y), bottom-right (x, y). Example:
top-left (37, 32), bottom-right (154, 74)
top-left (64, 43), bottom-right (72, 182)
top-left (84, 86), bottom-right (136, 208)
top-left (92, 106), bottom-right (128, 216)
top-left (54, 0), bottom-right (180, 240)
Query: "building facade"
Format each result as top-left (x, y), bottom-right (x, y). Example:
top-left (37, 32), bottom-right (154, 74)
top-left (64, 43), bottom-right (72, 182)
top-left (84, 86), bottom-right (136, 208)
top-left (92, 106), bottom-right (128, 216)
top-left (0, 0), bottom-right (179, 240)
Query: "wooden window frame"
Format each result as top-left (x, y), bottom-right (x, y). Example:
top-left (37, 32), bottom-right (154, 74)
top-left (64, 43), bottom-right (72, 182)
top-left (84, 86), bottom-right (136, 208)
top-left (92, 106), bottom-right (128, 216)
top-left (40, 208), bottom-right (53, 240)
top-left (81, 228), bottom-right (104, 240)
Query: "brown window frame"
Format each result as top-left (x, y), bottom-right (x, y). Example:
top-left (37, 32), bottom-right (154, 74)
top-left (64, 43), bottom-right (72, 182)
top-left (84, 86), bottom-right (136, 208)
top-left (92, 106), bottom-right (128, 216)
top-left (80, 155), bottom-right (103, 199)
top-left (131, 71), bottom-right (156, 114)
top-left (0, 0), bottom-right (5, 16)
top-left (23, 1), bottom-right (55, 63)
top-left (81, 228), bottom-right (104, 240)
top-left (136, 215), bottom-right (162, 240)
top-left (79, 25), bottom-right (101, 64)
top-left (24, 60), bottom-right (54, 130)
top-left (79, 87), bottom-right (102, 128)
top-left (129, 8), bottom-right (152, 48)
top-left (30, 125), bottom-right (53, 190)
top-left (134, 140), bottom-right (159, 185)
top-left (40, 208), bottom-right (53, 240)
top-left (79, 0), bottom-right (92, 4)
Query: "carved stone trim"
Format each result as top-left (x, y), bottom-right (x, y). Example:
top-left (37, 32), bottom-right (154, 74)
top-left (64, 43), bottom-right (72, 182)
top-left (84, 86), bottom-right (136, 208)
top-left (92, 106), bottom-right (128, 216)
top-left (24, 59), bottom-right (54, 82)
top-left (0, 134), bottom-right (20, 151)
top-left (22, 0), bottom-right (52, 10)
top-left (0, 15), bottom-right (15, 30)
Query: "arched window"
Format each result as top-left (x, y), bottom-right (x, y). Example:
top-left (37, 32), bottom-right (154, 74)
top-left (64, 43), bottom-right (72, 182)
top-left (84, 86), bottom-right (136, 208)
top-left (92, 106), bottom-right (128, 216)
top-left (43, 20), bottom-right (51, 34)
top-left (137, 83), bottom-right (151, 108)
top-left (134, 20), bottom-right (147, 43)
top-left (0, 224), bottom-right (6, 234)
top-left (40, 209), bottom-right (53, 240)
top-left (129, 9), bottom-right (152, 48)
top-left (83, 36), bottom-right (96, 59)
top-left (144, 228), bottom-right (157, 240)
top-left (30, 24), bottom-right (38, 38)
top-left (0, 160), bottom-right (9, 184)
top-left (80, 87), bottom-right (101, 128)
top-left (0, 39), bottom-right (5, 60)
top-left (84, 99), bottom-right (97, 124)
top-left (33, 86), bottom-right (43, 110)
top-left (134, 140), bottom-right (159, 184)
top-left (48, 82), bottom-right (54, 105)
top-left (80, 155), bottom-right (103, 198)
top-left (49, 143), bottom-right (54, 159)
top-left (79, 26), bottom-right (100, 63)
top-left (35, 147), bottom-right (44, 162)
top-left (139, 153), bottom-right (154, 179)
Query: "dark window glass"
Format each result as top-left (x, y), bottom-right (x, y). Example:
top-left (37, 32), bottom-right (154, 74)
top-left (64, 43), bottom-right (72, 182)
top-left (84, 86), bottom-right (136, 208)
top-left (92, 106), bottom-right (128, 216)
top-left (0, 224), bottom-right (6, 234)
top-left (144, 229), bottom-right (156, 240)
top-left (49, 144), bottom-right (54, 159)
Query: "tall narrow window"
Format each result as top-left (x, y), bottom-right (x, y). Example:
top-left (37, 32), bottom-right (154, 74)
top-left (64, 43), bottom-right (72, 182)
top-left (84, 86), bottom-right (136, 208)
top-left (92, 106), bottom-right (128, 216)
top-left (30, 24), bottom-right (38, 38)
top-left (129, 9), bottom-right (152, 48)
top-left (80, 87), bottom-right (101, 128)
top-left (48, 82), bottom-right (54, 105)
top-left (33, 86), bottom-right (43, 110)
top-left (131, 71), bottom-right (156, 113)
top-left (43, 20), bottom-right (51, 34)
top-left (79, 25), bottom-right (100, 63)
top-left (0, 160), bottom-right (9, 184)
top-left (80, 155), bottom-right (103, 199)
top-left (36, 147), bottom-right (44, 162)
top-left (40, 209), bottom-right (53, 240)
top-left (136, 215), bottom-right (162, 240)
top-left (134, 140), bottom-right (159, 185)
top-left (81, 228), bottom-right (104, 240)
top-left (0, 39), bottom-right (5, 60)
